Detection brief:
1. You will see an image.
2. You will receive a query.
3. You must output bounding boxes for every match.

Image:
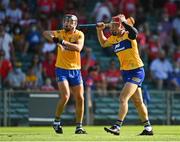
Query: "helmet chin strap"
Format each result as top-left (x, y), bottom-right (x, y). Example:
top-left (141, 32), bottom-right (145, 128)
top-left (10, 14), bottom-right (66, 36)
top-left (63, 20), bottom-right (77, 32)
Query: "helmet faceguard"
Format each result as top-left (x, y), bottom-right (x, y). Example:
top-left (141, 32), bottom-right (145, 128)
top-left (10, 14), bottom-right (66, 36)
top-left (63, 14), bottom-right (78, 32)
top-left (109, 16), bottom-right (124, 36)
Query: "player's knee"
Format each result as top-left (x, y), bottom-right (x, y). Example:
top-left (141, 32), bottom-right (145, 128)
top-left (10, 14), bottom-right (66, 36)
top-left (76, 95), bottom-right (84, 103)
top-left (120, 95), bottom-right (128, 104)
top-left (61, 94), bottom-right (70, 102)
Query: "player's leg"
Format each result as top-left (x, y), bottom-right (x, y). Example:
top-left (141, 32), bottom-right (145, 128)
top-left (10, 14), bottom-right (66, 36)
top-left (131, 88), bottom-right (153, 135)
top-left (53, 68), bottom-right (71, 134)
top-left (71, 84), bottom-right (87, 134)
top-left (118, 83), bottom-right (138, 120)
top-left (105, 67), bottom-right (146, 135)
top-left (53, 80), bottom-right (70, 134)
top-left (55, 80), bottom-right (70, 119)
top-left (104, 82), bottom-right (138, 135)
top-left (69, 69), bottom-right (87, 134)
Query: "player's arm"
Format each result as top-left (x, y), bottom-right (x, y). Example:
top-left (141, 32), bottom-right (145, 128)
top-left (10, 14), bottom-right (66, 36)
top-left (43, 30), bottom-right (56, 42)
top-left (122, 21), bottom-right (138, 40)
top-left (62, 33), bottom-right (84, 52)
top-left (96, 22), bottom-right (112, 47)
top-left (119, 15), bottom-right (138, 40)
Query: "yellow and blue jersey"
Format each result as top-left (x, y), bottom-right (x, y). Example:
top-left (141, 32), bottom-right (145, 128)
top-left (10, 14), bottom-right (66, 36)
top-left (104, 32), bottom-right (144, 70)
top-left (53, 29), bottom-right (84, 70)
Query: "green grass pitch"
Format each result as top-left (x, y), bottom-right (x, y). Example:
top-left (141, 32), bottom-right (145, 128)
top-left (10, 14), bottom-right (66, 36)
top-left (0, 126), bottom-right (180, 141)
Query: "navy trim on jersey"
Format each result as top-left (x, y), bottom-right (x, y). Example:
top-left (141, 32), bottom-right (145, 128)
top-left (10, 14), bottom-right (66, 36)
top-left (113, 39), bottom-right (132, 53)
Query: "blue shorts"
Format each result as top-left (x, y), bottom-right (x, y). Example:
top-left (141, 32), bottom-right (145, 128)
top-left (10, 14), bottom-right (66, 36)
top-left (121, 67), bottom-right (145, 87)
top-left (55, 68), bottom-right (83, 86)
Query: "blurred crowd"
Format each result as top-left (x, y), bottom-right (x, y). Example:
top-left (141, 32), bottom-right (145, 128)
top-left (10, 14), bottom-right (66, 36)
top-left (0, 0), bottom-right (180, 93)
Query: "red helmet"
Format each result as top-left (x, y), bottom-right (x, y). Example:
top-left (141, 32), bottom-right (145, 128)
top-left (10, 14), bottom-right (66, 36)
top-left (111, 16), bottom-right (121, 25)
top-left (111, 15), bottom-right (135, 26)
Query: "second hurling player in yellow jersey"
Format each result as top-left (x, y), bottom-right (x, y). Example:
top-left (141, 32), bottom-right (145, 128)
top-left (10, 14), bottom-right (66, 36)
top-left (43, 14), bottom-right (87, 134)
top-left (105, 31), bottom-right (144, 70)
top-left (96, 14), bottom-right (153, 136)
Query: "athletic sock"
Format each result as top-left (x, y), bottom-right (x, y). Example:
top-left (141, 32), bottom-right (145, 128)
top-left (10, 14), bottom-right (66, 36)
top-left (54, 116), bottom-right (61, 122)
top-left (143, 120), bottom-right (152, 131)
top-left (76, 122), bottom-right (82, 129)
top-left (114, 120), bottom-right (123, 129)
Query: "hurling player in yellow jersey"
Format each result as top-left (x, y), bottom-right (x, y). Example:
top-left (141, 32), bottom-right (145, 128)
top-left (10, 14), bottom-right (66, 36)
top-left (96, 14), bottom-right (153, 136)
top-left (43, 14), bottom-right (87, 134)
